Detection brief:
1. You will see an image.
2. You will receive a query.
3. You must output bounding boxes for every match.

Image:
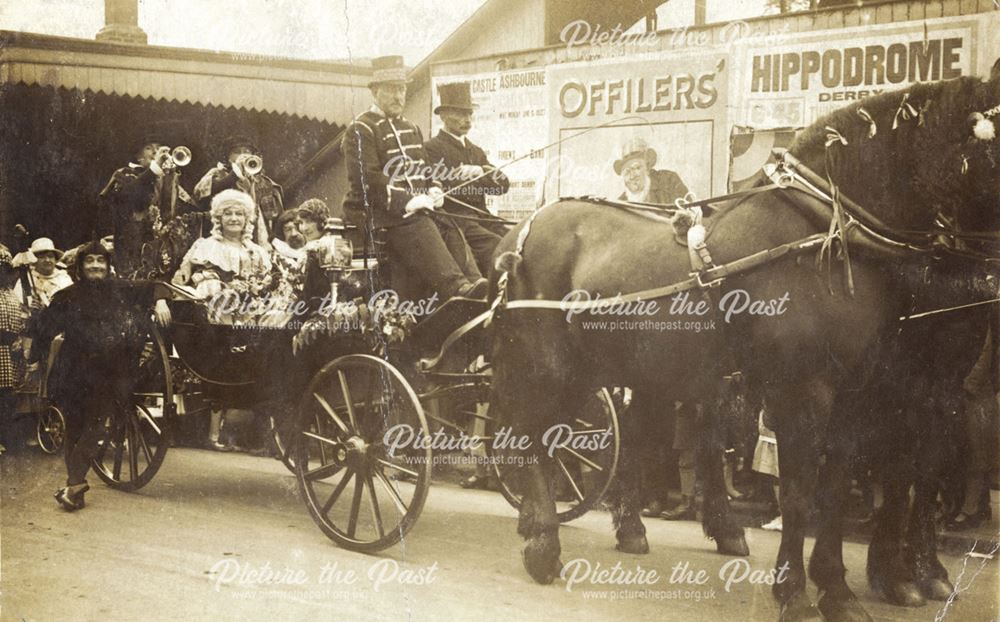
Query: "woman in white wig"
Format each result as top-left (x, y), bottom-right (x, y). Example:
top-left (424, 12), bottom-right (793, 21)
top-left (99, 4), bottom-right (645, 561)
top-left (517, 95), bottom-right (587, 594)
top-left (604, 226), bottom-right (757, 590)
top-left (172, 189), bottom-right (271, 451)
top-left (172, 189), bottom-right (271, 298)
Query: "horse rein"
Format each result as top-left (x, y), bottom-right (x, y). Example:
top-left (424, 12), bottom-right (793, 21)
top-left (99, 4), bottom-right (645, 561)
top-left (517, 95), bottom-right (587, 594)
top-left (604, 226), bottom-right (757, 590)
top-left (487, 150), bottom-right (999, 321)
top-left (775, 149), bottom-right (1000, 262)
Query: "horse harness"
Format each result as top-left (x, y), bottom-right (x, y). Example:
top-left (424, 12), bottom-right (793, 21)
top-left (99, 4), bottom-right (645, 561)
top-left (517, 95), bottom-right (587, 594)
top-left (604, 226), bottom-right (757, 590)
top-left (487, 148), bottom-right (1000, 323)
top-left (417, 149), bottom-right (999, 371)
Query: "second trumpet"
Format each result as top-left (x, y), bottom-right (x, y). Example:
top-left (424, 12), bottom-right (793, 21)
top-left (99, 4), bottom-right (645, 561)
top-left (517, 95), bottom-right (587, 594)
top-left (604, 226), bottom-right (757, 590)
top-left (238, 154), bottom-right (263, 177)
top-left (155, 145), bottom-right (192, 168)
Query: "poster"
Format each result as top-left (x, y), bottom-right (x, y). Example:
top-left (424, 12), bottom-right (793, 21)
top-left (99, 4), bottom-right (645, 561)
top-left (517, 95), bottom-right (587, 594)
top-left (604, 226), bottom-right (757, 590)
top-left (728, 127), bottom-right (798, 191)
top-left (740, 16), bottom-right (979, 128)
top-left (545, 51), bottom-right (731, 206)
top-left (430, 68), bottom-right (548, 221)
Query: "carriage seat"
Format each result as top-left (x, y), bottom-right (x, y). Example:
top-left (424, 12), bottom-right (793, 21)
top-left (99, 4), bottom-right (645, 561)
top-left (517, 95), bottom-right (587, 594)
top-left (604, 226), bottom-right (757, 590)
top-left (342, 223), bottom-right (426, 301)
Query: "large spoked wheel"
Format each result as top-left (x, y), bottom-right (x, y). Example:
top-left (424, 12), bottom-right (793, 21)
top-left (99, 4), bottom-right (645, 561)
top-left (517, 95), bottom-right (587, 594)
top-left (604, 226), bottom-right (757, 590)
top-left (489, 387), bottom-right (620, 523)
top-left (294, 354), bottom-right (432, 553)
top-left (92, 324), bottom-right (174, 491)
top-left (269, 413), bottom-right (296, 473)
top-left (36, 405), bottom-right (66, 454)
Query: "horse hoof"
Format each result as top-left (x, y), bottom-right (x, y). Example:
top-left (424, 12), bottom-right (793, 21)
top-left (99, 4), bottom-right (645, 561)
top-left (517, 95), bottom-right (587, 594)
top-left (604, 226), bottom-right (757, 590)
top-left (521, 541), bottom-right (562, 585)
top-left (918, 577), bottom-right (954, 601)
top-left (879, 580), bottom-right (925, 607)
top-left (615, 534), bottom-right (649, 555)
top-left (779, 593), bottom-right (823, 622)
top-left (715, 534), bottom-right (750, 557)
top-left (817, 592), bottom-right (873, 622)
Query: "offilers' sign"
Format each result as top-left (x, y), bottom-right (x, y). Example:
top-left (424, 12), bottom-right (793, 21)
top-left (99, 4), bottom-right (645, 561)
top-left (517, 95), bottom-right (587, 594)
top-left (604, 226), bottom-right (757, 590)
top-left (557, 72), bottom-right (720, 117)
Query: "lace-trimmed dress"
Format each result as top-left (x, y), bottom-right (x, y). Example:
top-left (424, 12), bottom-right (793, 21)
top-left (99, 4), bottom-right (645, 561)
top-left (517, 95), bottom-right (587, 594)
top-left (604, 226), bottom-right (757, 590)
top-left (174, 236), bottom-right (272, 298)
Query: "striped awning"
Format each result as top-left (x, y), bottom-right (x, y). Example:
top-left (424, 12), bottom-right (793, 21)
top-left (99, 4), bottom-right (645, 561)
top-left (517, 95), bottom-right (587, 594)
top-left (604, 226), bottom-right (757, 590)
top-left (0, 31), bottom-right (374, 124)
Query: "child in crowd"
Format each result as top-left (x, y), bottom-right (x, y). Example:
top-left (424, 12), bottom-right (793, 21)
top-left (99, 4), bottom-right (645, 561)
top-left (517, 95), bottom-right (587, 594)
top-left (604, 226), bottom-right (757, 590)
top-left (752, 408), bottom-right (782, 531)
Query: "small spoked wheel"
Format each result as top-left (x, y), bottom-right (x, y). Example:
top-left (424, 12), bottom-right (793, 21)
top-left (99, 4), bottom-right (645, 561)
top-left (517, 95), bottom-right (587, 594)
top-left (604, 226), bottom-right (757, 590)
top-left (490, 388), bottom-right (620, 523)
top-left (36, 405), bottom-right (66, 454)
top-left (92, 324), bottom-right (174, 491)
top-left (295, 354), bottom-right (431, 552)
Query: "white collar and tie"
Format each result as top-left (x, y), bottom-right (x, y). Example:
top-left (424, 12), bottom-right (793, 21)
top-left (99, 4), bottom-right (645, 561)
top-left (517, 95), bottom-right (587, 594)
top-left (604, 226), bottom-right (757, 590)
top-left (442, 129), bottom-right (468, 148)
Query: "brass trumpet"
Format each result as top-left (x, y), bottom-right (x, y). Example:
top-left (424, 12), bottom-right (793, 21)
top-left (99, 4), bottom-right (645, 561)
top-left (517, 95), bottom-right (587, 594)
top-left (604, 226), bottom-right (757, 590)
top-left (239, 154), bottom-right (263, 177)
top-left (171, 146), bottom-right (192, 167)
top-left (154, 145), bottom-right (192, 168)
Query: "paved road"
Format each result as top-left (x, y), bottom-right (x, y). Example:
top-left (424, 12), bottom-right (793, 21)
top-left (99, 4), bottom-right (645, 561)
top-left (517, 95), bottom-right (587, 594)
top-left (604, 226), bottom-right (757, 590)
top-left (2, 448), bottom-right (997, 621)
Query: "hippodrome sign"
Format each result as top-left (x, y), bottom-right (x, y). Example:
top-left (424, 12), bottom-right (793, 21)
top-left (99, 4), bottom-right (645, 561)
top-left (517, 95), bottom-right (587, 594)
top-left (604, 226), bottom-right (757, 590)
top-left (750, 37), bottom-right (963, 94)
top-left (740, 16), bottom-right (978, 128)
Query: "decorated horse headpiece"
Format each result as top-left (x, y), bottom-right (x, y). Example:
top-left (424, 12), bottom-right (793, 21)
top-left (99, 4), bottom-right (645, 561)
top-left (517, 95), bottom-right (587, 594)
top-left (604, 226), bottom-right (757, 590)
top-left (969, 104), bottom-right (1000, 141)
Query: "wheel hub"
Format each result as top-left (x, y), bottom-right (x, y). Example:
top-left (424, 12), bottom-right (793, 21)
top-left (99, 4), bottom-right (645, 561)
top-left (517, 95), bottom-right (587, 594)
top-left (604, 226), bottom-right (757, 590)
top-left (341, 435), bottom-right (369, 470)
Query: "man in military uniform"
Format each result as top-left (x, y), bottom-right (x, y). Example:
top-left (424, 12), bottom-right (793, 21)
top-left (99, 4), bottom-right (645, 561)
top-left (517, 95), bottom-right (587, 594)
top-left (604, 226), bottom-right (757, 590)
top-left (424, 81), bottom-right (510, 275)
top-left (193, 134), bottom-right (283, 247)
top-left (342, 55), bottom-right (486, 300)
top-left (98, 135), bottom-right (196, 278)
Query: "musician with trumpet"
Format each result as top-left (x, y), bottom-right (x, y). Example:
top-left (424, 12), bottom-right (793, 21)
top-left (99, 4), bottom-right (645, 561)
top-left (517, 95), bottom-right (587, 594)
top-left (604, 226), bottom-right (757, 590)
top-left (98, 135), bottom-right (197, 279)
top-left (193, 134), bottom-right (284, 248)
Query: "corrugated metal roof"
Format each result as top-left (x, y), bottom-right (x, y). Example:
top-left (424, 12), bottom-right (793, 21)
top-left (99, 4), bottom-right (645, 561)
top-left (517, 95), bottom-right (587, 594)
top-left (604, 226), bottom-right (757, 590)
top-left (0, 30), bottom-right (374, 123)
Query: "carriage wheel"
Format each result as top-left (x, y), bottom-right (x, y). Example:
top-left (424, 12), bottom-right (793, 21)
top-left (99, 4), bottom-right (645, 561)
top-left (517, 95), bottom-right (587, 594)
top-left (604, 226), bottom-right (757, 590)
top-left (92, 324), bottom-right (174, 491)
top-left (295, 354), bottom-right (431, 552)
top-left (36, 405), bottom-right (66, 454)
top-left (489, 388), bottom-right (620, 523)
top-left (269, 413), bottom-right (296, 473)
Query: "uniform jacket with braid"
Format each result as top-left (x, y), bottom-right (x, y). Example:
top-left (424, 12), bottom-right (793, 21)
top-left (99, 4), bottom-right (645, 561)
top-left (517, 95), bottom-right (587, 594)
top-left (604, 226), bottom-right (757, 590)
top-left (341, 106), bottom-right (436, 230)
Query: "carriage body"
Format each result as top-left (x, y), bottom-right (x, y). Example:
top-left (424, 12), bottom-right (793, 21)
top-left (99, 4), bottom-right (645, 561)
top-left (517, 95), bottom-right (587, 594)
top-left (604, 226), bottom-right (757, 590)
top-left (38, 237), bottom-right (619, 553)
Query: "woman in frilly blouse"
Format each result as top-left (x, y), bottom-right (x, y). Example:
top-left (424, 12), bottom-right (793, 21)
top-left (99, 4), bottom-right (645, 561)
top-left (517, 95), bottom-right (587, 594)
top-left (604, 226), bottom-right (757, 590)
top-left (172, 189), bottom-right (271, 300)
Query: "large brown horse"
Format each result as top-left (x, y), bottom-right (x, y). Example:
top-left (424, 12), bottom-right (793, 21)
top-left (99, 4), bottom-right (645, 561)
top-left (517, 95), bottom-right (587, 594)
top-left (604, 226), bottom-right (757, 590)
top-left (488, 74), bottom-right (1000, 621)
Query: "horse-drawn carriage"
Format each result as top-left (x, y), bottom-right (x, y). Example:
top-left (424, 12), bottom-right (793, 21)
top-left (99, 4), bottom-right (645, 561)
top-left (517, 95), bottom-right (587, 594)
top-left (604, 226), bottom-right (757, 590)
top-left (82, 224), bottom-right (621, 552)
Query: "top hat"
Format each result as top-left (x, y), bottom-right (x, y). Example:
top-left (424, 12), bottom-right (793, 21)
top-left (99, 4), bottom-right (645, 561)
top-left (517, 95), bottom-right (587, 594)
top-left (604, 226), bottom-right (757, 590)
top-left (368, 55), bottom-right (410, 87)
top-left (434, 82), bottom-right (477, 114)
top-left (613, 137), bottom-right (658, 176)
top-left (29, 237), bottom-right (63, 258)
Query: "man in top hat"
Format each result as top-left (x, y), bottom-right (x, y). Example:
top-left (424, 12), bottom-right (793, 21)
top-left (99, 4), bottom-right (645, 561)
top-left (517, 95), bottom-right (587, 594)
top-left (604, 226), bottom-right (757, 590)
top-left (423, 82), bottom-right (510, 275)
top-left (193, 133), bottom-right (284, 247)
top-left (13, 238), bottom-right (73, 308)
top-left (98, 134), bottom-right (197, 278)
top-left (614, 137), bottom-right (690, 206)
top-left (341, 55), bottom-right (485, 300)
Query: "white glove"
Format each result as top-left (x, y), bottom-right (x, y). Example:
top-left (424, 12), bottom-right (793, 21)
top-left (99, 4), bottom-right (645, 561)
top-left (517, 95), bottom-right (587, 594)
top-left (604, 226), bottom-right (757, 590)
top-left (404, 194), bottom-right (435, 217)
top-left (458, 164), bottom-right (484, 180)
top-left (149, 159), bottom-right (164, 177)
top-left (427, 186), bottom-right (445, 208)
top-left (231, 159), bottom-right (246, 181)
